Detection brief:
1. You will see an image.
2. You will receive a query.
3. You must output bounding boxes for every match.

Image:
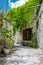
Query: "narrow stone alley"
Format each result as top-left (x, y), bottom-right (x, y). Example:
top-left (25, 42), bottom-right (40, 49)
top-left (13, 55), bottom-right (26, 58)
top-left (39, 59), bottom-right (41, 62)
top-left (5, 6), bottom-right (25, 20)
top-left (0, 45), bottom-right (43, 65)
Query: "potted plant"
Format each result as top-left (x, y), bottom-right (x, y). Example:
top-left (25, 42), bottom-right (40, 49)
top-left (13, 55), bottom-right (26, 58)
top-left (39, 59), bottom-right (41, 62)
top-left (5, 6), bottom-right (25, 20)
top-left (3, 38), bottom-right (11, 54)
top-left (1, 28), bottom-right (14, 54)
top-left (3, 37), bottom-right (14, 54)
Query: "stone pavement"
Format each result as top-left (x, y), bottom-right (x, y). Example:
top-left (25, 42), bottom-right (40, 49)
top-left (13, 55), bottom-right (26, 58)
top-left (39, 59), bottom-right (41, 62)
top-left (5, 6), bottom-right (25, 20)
top-left (0, 45), bottom-right (43, 65)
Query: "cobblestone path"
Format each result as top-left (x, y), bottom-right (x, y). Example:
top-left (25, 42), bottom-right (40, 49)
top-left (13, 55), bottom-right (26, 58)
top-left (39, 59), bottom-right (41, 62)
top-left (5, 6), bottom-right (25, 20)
top-left (0, 45), bottom-right (43, 65)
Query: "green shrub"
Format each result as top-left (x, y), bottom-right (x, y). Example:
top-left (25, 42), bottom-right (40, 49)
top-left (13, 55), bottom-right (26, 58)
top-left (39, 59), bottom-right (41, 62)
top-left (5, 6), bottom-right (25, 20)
top-left (4, 38), bottom-right (14, 49)
top-left (29, 41), bottom-right (37, 48)
top-left (29, 33), bottom-right (37, 48)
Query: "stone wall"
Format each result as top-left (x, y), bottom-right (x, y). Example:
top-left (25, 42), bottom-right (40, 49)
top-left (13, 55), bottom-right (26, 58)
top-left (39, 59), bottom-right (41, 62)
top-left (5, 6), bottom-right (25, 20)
top-left (3, 20), bottom-right (13, 38)
top-left (37, 2), bottom-right (43, 50)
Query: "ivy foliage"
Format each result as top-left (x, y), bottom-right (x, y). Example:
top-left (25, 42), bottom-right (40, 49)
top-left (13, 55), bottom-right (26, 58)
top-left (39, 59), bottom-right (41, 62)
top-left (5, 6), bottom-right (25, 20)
top-left (6, 0), bottom-right (40, 33)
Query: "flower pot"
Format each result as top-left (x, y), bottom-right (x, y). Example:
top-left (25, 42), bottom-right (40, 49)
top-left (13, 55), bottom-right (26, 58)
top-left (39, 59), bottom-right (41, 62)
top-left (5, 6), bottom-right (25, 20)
top-left (3, 48), bottom-right (10, 54)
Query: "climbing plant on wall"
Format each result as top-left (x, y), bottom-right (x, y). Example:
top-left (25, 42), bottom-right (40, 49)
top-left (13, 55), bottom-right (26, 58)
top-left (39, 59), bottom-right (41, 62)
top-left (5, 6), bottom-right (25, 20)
top-left (6, 0), bottom-right (40, 33)
top-left (0, 13), bottom-right (3, 28)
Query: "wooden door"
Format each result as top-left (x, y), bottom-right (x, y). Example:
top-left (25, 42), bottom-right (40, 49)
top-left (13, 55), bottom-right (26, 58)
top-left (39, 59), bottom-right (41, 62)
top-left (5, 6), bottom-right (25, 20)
top-left (23, 28), bottom-right (32, 40)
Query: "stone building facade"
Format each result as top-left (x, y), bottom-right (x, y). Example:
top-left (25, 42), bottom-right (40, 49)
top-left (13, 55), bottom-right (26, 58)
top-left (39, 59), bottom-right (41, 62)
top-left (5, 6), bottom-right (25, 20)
top-left (37, 2), bottom-right (43, 50)
top-left (14, 1), bottom-right (43, 50)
